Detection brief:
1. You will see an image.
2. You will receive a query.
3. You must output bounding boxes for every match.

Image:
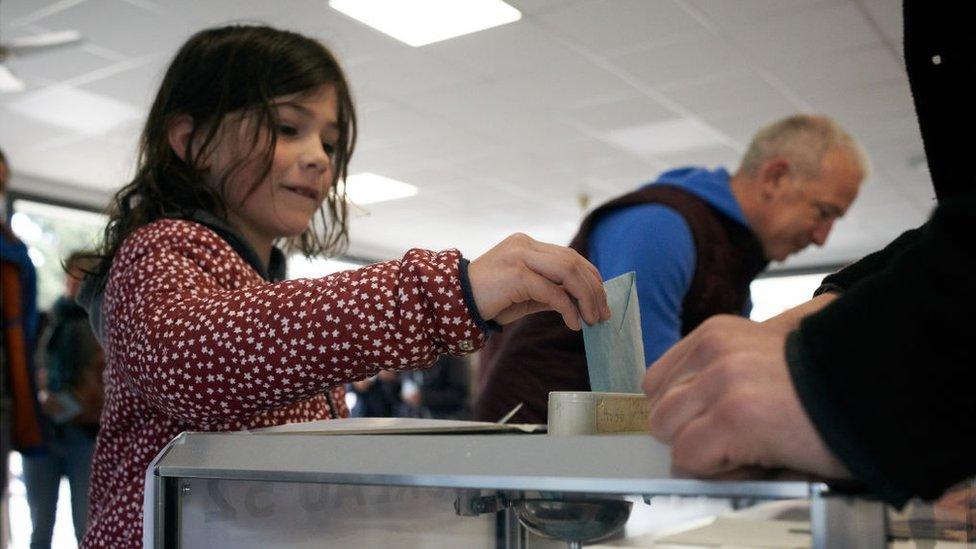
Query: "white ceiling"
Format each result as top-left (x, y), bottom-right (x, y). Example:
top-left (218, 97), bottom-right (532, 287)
top-left (0, 0), bottom-right (933, 270)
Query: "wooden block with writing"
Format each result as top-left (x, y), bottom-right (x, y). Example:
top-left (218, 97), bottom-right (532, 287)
top-left (548, 392), bottom-right (650, 435)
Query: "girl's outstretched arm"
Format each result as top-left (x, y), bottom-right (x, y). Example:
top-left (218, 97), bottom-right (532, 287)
top-left (105, 219), bottom-right (607, 426)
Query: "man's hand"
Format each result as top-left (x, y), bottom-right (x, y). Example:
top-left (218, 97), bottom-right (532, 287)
top-left (934, 481), bottom-right (976, 530)
top-left (642, 315), bottom-right (851, 480)
top-left (761, 292), bottom-right (838, 334)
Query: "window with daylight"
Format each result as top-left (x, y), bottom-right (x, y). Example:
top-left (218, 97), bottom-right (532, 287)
top-left (749, 272), bottom-right (834, 322)
top-left (9, 199), bottom-right (107, 309)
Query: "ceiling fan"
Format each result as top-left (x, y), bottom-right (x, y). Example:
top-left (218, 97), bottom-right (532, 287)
top-left (0, 29), bottom-right (83, 92)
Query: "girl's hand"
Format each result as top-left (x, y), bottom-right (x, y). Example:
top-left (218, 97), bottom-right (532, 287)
top-left (468, 233), bottom-right (611, 330)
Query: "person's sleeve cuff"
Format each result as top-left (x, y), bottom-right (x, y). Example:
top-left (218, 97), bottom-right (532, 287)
top-left (813, 282), bottom-right (845, 297)
top-left (785, 329), bottom-right (913, 507)
top-left (458, 257), bottom-right (502, 337)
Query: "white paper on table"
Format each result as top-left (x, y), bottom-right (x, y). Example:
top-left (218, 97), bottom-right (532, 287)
top-left (249, 417), bottom-right (544, 435)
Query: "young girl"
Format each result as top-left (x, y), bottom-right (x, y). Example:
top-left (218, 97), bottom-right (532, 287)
top-left (76, 25), bottom-right (609, 546)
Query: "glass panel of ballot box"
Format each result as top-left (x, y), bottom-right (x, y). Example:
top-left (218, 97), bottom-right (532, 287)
top-left (147, 431), bottom-right (890, 548)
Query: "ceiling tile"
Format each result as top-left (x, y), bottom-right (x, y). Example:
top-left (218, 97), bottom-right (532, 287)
top-left (813, 84), bottom-right (919, 157)
top-left (849, 174), bottom-right (914, 210)
top-left (356, 104), bottom-right (455, 145)
top-left (6, 85), bottom-right (143, 135)
top-left (424, 20), bottom-right (573, 77)
top-left (506, 0), bottom-right (586, 16)
top-left (77, 60), bottom-right (162, 110)
top-left (731, 3), bottom-right (879, 66)
top-left (492, 111), bottom-right (590, 150)
top-left (531, 138), bottom-right (644, 175)
top-left (5, 134), bottom-right (136, 190)
top-left (564, 91), bottom-right (675, 132)
top-left (353, 128), bottom-right (514, 182)
top-left (842, 114), bottom-right (922, 158)
top-left (388, 165), bottom-right (473, 193)
top-left (857, 0), bottom-right (903, 50)
top-left (776, 45), bottom-right (905, 103)
top-left (655, 144), bottom-right (741, 171)
top-left (34, 0), bottom-right (190, 59)
top-left (373, 127), bottom-right (508, 169)
top-left (476, 56), bottom-right (634, 110)
top-left (0, 109), bottom-right (71, 152)
top-left (688, 0), bottom-right (841, 28)
top-left (402, 82), bottom-right (590, 150)
top-left (701, 110), bottom-right (802, 147)
top-left (397, 80), bottom-right (526, 122)
top-left (891, 177), bottom-right (937, 211)
top-left (587, 175), bottom-right (650, 198)
top-left (141, 0), bottom-right (282, 30)
top-left (600, 117), bottom-right (730, 157)
top-left (659, 69), bottom-right (799, 119)
top-left (0, 0), bottom-right (930, 268)
top-left (815, 81), bottom-right (915, 128)
top-left (538, 0), bottom-right (706, 55)
top-left (609, 32), bottom-right (753, 89)
top-left (345, 49), bottom-right (483, 97)
top-left (311, 9), bottom-right (412, 66)
top-left (1, 0), bottom-right (80, 25)
top-left (3, 45), bottom-right (117, 84)
top-left (578, 157), bottom-right (662, 188)
top-left (843, 199), bottom-right (928, 237)
top-left (862, 133), bottom-right (926, 174)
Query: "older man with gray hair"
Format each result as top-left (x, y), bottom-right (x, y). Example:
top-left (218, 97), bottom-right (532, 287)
top-left (475, 114), bottom-right (867, 425)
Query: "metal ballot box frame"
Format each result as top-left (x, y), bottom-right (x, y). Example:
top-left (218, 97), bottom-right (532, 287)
top-left (149, 432), bottom-right (886, 548)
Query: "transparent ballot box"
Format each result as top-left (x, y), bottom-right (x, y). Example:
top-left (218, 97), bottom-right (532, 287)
top-left (147, 432), bottom-right (887, 548)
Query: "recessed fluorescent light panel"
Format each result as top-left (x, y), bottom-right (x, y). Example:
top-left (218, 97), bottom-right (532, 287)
top-left (6, 85), bottom-right (142, 135)
top-left (329, 0), bottom-right (521, 47)
top-left (601, 118), bottom-right (727, 156)
top-left (344, 173), bottom-right (418, 205)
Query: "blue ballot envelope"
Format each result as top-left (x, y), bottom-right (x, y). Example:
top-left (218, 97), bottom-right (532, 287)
top-left (582, 272), bottom-right (646, 393)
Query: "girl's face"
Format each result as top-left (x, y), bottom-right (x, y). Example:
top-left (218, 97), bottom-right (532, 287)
top-left (210, 84), bottom-right (340, 253)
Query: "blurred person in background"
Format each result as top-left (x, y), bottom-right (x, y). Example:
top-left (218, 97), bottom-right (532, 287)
top-left (22, 251), bottom-right (104, 549)
top-left (401, 356), bottom-right (470, 420)
top-left (349, 370), bottom-right (402, 418)
top-left (0, 148), bottom-right (44, 549)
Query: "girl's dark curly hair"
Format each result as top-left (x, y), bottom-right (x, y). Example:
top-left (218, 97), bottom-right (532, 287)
top-left (88, 25), bottom-right (357, 285)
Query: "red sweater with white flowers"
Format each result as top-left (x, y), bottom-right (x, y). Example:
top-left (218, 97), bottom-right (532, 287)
top-left (81, 219), bottom-right (487, 547)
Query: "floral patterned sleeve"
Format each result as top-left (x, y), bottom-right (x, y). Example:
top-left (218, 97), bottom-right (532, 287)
top-left (104, 219), bottom-right (487, 426)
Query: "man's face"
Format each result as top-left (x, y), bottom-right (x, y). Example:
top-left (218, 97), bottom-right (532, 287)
top-left (759, 148), bottom-right (864, 261)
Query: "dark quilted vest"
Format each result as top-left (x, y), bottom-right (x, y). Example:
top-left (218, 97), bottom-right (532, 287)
top-left (474, 185), bottom-right (768, 424)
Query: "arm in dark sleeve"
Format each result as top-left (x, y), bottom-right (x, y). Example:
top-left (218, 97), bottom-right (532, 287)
top-left (815, 226), bottom-right (925, 295)
top-left (787, 196), bottom-right (976, 506)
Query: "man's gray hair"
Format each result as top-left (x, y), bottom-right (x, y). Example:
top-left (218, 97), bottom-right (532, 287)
top-left (738, 114), bottom-right (869, 179)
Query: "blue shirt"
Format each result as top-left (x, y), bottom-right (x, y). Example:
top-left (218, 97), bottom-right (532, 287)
top-left (588, 167), bottom-right (753, 366)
